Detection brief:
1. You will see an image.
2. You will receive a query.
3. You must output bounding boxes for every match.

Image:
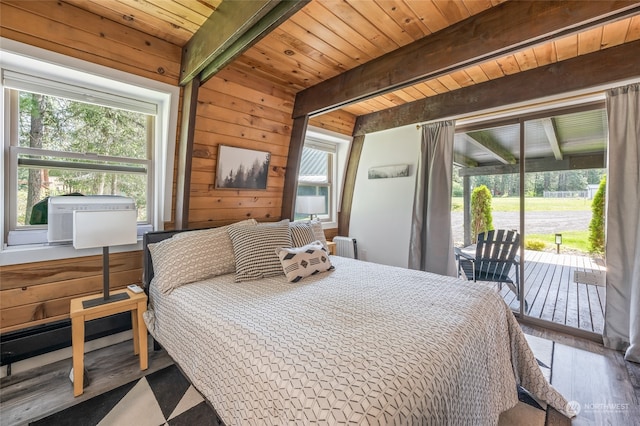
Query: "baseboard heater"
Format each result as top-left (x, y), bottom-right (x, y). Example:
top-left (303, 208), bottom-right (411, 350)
top-left (333, 236), bottom-right (358, 259)
top-left (0, 313), bottom-right (131, 369)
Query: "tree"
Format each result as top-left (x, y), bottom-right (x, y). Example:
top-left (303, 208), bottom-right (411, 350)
top-left (589, 176), bottom-right (606, 254)
top-left (17, 92), bottom-right (149, 224)
top-left (25, 94), bottom-right (45, 224)
top-left (471, 185), bottom-right (494, 243)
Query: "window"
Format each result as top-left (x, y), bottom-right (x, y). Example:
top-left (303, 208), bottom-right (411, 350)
top-left (7, 85), bottom-right (152, 229)
top-left (296, 139), bottom-right (336, 223)
top-left (1, 42), bottom-right (178, 262)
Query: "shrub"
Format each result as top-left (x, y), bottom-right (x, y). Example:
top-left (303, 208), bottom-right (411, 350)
top-left (589, 176), bottom-right (606, 254)
top-left (471, 185), bottom-right (494, 243)
top-left (452, 181), bottom-right (463, 197)
top-left (526, 239), bottom-right (546, 251)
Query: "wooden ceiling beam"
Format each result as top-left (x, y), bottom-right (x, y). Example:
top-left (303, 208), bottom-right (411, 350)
top-left (353, 39), bottom-right (640, 136)
top-left (293, 0), bottom-right (640, 118)
top-left (453, 152), bottom-right (478, 168)
top-left (458, 153), bottom-right (605, 176)
top-left (541, 117), bottom-right (564, 160)
top-left (180, 0), bottom-right (308, 86)
top-left (460, 132), bottom-right (516, 165)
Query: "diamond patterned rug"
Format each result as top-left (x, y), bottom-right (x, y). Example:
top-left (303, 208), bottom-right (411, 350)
top-left (30, 334), bottom-right (565, 426)
top-left (29, 365), bottom-right (219, 426)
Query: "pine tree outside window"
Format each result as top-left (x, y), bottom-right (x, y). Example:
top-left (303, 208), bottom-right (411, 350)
top-left (1, 46), bottom-right (178, 258)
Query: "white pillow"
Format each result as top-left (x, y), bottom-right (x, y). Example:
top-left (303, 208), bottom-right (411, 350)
top-left (227, 220), bottom-right (292, 282)
top-left (311, 220), bottom-right (328, 250)
top-left (289, 220), bottom-right (328, 250)
top-left (289, 220), bottom-right (317, 247)
top-left (149, 219), bottom-right (257, 294)
top-left (149, 228), bottom-right (234, 294)
top-left (276, 241), bottom-right (334, 282)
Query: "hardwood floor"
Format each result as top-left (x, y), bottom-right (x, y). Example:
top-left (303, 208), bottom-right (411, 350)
top-left (520, 324), bottom-right (640, 426)
top-left (1, 324), bottom-right (638, 425)
top-left (0, 339), bottom-right (172, 425)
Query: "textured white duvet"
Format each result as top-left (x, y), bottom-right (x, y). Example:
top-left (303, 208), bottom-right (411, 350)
top-left (144, 256), bottom-right (574, 425)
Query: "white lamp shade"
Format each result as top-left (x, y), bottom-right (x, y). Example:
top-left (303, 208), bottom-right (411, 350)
top-left (296, 195), bottom-right (325, 215)
top-left (73, 209), bottom-right (138, 249)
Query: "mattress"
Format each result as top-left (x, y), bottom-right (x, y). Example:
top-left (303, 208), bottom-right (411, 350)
top-left (144, 256), bottom-right (573, 425)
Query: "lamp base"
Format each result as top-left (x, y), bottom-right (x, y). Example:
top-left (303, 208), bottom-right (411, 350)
top-left (82, 292), bottom-right (130, 309)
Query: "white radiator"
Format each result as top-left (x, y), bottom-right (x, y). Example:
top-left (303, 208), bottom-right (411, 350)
top-left (333, 236), bottom-right (357, 259)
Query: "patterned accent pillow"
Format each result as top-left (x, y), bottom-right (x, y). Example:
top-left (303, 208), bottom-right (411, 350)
top-left (228, 220), bottom-right (292, 282)
top-left (289, 220), bottom-right (317, 247)
top-left (171, 219), bottom-right (257, 240)
top-left (275, 241), bottom-right (334, 282)
top-left (310, 220), bottom-right (328, 251)
top-left (149, 222), bottom-right (256, 294)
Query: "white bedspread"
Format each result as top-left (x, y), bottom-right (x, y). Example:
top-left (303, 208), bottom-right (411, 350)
top-left (145, 256), bottom-right (574, 425)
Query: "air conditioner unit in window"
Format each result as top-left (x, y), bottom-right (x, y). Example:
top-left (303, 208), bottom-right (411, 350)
top-left (47, 195), bottom-right (136, 244)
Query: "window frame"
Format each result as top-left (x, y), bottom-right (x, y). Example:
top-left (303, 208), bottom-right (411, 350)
top-left (297, 139), bottom-right (335, 223)
top-left (0, 38), bottom-right (179, 265)
top-left (7, 109), bottom-right (154, 231)
top-left (297, 127), bottom-right (352, 229)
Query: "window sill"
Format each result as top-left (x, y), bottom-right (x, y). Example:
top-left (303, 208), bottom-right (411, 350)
top-left (1, 222), bottom-right (152, 266)
top-left (0, 240), bottom-right (144, 266)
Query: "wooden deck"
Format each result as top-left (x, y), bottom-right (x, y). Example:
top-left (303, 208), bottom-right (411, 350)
top-left (481, 250), bottom-right (606, 334)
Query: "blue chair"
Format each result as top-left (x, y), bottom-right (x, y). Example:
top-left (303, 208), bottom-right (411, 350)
top-left (455, 229), bottom-right (528, 312)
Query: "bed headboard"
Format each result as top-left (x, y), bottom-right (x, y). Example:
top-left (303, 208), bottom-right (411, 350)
top-left (142, 229), bottom-right (189, 289)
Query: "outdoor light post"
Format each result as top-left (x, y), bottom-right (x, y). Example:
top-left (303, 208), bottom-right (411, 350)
top-left (555, 233), bottom-right (563, 254)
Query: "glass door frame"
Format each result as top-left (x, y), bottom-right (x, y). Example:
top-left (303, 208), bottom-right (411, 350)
top-left (455, 101), bottom-right (606, 343)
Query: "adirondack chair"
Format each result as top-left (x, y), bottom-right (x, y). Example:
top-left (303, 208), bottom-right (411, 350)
top-left (455, 229), bottom-right (528, 312)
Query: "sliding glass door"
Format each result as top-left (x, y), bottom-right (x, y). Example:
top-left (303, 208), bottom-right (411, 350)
top-left (523, 107), bottom-right (607, 335)
top-left (453, 104), bottom-right (607, 337)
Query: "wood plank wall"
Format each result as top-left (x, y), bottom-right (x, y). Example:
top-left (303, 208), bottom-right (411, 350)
top-left (0, 1), bottom-right (181, 333)
top-left (0, 1), bottom-right (182, 85)
top-left (0, 3), bottom-right (355, 333)
top-left (0, 253), bottom-right (142, 334)
top-left (186, 64), bottom-right (297, 229)
top-left (309, 110), bottom-right (356, 136)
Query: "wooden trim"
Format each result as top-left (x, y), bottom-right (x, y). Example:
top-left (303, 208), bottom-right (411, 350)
top-left (0, 252), bottom-right (141, 291)
top-left (199, 1), bottom-right (310, 85)
top-left (337, 135), bottom-right (365, 236)
top-left (180, 0), bottom-right (274, 85)
top-left (181, 0), bottom-right (309, 86)
top-left (354, 39), bottom-right (640, 135)
top-left (174, 76), bottom-right (199, 229)
top-left (293, 1), bottom-right (640, 118)
top-left (280, 115), bottom-right (309, 220)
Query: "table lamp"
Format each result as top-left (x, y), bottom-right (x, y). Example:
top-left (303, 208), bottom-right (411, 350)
top-left (296, 195), bottom-right (325, 220)
top-left (73, 209), bottom-right (138, 308)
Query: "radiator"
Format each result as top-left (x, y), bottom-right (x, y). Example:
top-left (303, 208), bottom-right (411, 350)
top-left (333, 236), bottom-right (358, 259)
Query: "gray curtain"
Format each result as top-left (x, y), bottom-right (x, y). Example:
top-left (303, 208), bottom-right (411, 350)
top-left (603, 83), bottom-right (640, 363)
top-left (409, 120), bottom-right (457, 277)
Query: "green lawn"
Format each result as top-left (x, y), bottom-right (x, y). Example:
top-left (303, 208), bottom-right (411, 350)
top-left (525, 230), bottom-right (591, 253)
top-left (451, 197), bottom-right (592, 212)
top-left (451, 196), bottom-right (594, 253)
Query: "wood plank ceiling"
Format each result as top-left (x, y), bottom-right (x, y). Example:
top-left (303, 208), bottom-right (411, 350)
top-left (63, 0), bottom-right (640, 126)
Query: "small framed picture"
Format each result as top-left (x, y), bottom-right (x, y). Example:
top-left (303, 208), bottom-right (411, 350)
top-left (368, 164), bottom-right (410, 179)
top-left (215, 145), bottom-right (271, 190)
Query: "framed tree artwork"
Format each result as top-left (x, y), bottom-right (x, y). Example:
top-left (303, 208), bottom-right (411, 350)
top-left (215, 145), bottom-right (271, 190)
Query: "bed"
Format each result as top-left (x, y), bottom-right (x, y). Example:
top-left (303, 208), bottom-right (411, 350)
top-left (142, 221), bottom-right (574, 425)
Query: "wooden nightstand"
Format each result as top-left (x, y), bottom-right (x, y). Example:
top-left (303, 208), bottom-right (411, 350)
top-left (70, 289), bottom-right (148, 396)
top-left (327, 241), bottom-right (336, 255)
